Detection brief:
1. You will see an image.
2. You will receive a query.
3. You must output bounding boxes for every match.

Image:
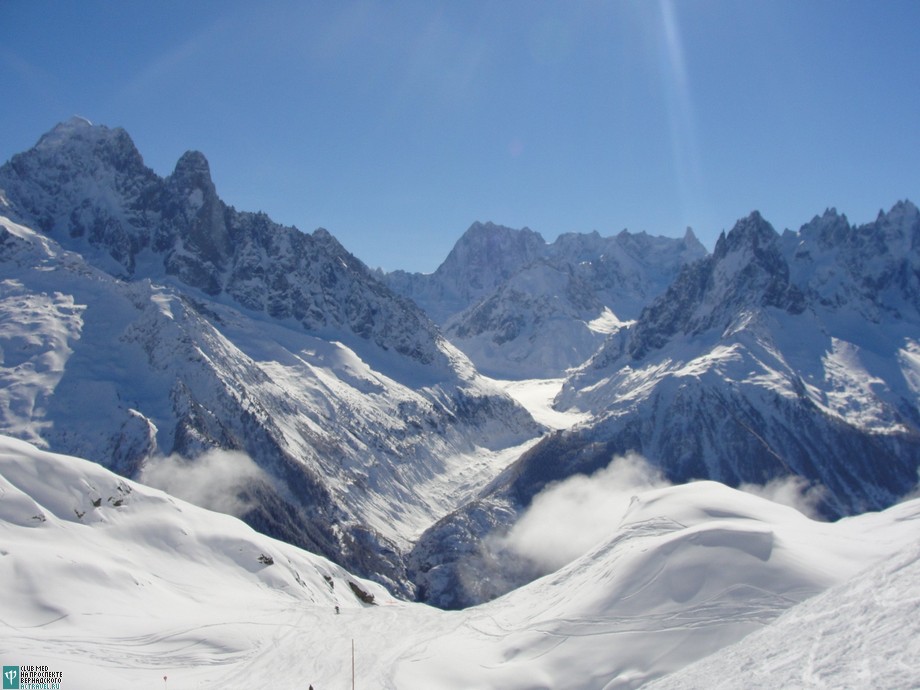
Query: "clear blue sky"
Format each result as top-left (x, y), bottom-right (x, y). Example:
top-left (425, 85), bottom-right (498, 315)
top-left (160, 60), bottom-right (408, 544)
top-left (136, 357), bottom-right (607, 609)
top-left (2, 1), bottom-right (919, 272)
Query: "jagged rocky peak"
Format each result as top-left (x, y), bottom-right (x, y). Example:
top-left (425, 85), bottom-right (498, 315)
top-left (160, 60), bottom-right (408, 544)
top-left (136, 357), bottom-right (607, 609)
top-left (796, 207), bottom-right (851, 247)
top-left (311, 226), bottom-right (347, 251)
top-left (162, 148), bottom-right (230, 281)
top-left (786, 199), bottom-right (920, 319)
top-left (440, 221), bottom-right (546, 286)
top-left (164, 149), bottom-right (221, 228)
top-left (2, 118), bottom-right (152, 203)
top-left (31, 117), bottom-right (149, 178)
top-left (875, 199), bottom-right (919, 252)
top-left (624, 211), bottom-right (805, 362)
top-left (712, 210), bottom-right (777, 259)
top-left (169, 150), bottom-right (214, 192)
top-left (878, 198), bottom-right (919, 224)
top-left (0, 119), bottom-right (159, 276)
top-left (34, 115), bottom-right (94, 146)
top-left (710, 212), bottom-right (802, 312)
top-left (795, 200), bottom-right (918, 255)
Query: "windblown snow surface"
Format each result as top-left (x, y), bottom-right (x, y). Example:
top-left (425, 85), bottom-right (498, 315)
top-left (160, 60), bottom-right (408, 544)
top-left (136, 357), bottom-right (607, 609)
top-left (2, 435), bottom-right (918, 689)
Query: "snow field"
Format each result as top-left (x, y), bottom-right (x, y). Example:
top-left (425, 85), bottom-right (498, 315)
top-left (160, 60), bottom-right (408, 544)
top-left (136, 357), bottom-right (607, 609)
top-left (3, 435), bottom-right (919, 688)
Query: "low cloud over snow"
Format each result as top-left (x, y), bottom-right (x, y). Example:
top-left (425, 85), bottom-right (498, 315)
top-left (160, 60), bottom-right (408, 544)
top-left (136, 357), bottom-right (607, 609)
top-left (739, 475), bottom-right (828, 520)
top-left (500, 452), bottom-right (671, 571)
top-left (140, 448), bottom-right (270, 517)
top-left (500, 453), bottom-right (833, 575)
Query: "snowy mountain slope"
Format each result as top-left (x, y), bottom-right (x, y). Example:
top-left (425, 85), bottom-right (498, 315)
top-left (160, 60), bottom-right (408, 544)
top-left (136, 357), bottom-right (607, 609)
top-left (0, 118), bottom-right (454, 371)
top-left (410, 204), bottom-right (920, 607)
top-left (646, 535), bottom-right (920, 690)
top-left (552, 205), bottom-right (920, 513)
top-left (385, 222), bottom-right (706, 378)
top-left (0, 121), bottom-right (541, 593)
top-left (398, 483), bottom-right (920, 690)
top-left (0, 210), bottom-right (540, 594)
top-left (0, 435), bottom-right (397, 688)
top-left (4, 436), bottom-right (919, 689)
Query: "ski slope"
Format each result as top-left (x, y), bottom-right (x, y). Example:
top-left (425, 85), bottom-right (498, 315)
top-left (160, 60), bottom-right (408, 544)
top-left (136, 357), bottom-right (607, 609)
top-left (2, 435), bottom-right (918, 688)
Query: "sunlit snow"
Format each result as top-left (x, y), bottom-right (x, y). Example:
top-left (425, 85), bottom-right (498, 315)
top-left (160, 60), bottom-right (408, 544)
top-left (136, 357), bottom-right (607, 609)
top-left (2, 436), bottom-right (918, 689)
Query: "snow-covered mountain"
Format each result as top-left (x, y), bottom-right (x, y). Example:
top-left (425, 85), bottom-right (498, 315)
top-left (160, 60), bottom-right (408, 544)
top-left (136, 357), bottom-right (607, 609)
top-left (4, 117), bottom-right (920, 651)
top-left (555, 205), bottom-right (920, 511)
top-left (0, 119), bottom-right (541, 594)
top-left (385, 221), bottom-right (547, 324)
top-left (0, 117), bottom-right (449, 368)
top-left (410, 204), bottom-right (920, 607)
top-left (3, 435), bottom-right (918, 688)
top-left (385, 221), bottom-right (706, 378)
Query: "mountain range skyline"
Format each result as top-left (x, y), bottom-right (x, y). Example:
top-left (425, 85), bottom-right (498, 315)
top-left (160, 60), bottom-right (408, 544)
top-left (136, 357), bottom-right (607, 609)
top-left (3, 1), bottom-right (919, 272)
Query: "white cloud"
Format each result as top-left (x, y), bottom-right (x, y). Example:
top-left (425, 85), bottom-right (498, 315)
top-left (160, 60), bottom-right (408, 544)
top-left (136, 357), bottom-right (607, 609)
top-left (739, 475), bottom-right (828, 520)
top-left (499, 452), bottom-right (671, 572)
top-left (498, 454), bottom-right (835, 577)
top-left (140, 448), bottom-right (270, 517)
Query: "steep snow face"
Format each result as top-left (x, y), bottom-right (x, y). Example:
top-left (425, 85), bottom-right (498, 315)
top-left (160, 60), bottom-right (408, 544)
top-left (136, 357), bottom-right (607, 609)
top-left (0, 211), bottom-right (541, 594)
top-left (0, 122), bottom-right (542, 593)
top-left (4, 437), bottom-right (919, 688)
top-left (387, 221), bottom-right (706, 378)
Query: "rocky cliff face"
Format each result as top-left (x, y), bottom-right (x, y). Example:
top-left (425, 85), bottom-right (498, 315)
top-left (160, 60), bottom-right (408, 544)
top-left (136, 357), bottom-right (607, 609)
top-left (0, 120), bottom-right (541, 596)
top-left (0, 119), bottom-right (454, 371)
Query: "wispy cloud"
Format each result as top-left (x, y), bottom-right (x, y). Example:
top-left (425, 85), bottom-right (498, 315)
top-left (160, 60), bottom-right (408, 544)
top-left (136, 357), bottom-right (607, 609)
top-left (739, 475), bottom-right (828, 520)
top-left (498, 452), bottom-right (832, 577)
top-left (140, 448), bottom-right (270, 517)
top-left (499, 452), bottom-right (671, 572)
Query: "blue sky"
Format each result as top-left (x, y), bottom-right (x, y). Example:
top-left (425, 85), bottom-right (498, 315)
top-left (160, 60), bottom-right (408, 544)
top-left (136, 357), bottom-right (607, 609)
top-left (2, 1), bottom-right (919, 272)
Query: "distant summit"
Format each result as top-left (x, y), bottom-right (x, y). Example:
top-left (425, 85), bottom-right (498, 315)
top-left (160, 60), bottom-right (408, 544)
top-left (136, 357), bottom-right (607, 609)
top-left (385, 219), bottom-right (707, 377)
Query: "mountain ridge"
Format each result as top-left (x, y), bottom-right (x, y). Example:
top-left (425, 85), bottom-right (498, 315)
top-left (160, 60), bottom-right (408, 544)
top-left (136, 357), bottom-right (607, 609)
top-left (0, 120), bottom-right (542, 595)
top-left (384, 217), bottom-right (707, 377)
